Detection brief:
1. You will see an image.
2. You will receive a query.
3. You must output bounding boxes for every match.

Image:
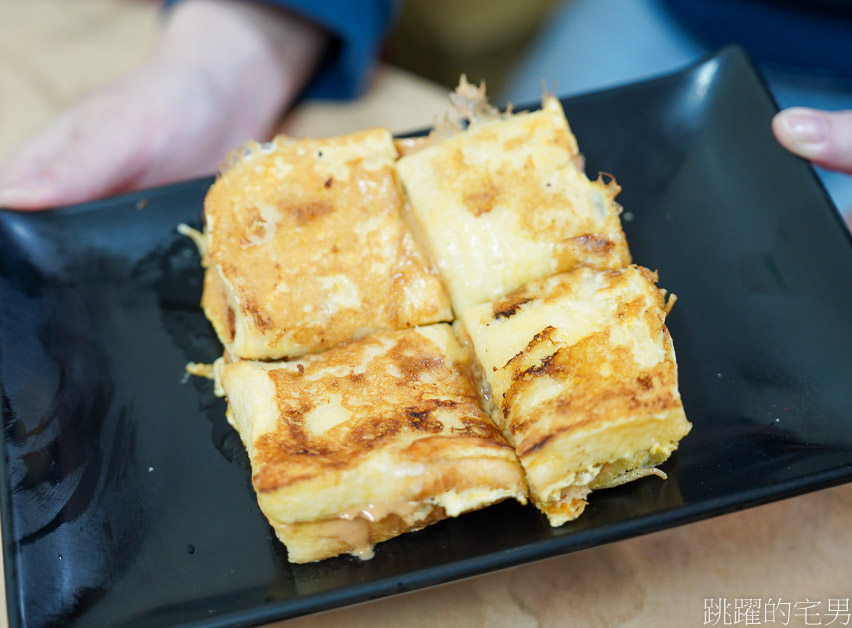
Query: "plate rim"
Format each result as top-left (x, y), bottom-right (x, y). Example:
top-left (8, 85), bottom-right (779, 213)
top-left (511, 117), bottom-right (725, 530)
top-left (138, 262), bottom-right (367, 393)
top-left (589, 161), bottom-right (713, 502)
top-left (3, 45), bottom-right (852, 628)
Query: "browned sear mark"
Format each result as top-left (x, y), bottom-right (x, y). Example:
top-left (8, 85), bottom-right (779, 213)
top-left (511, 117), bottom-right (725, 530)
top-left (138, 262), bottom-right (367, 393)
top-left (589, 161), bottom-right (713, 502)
top-left (388, 337), bottom-right (446, 382)
top-left (405, 407), bottom-right (444, 433)
top-left (451, 415), bottom-right (505, 441)
top-left (518, 432), bottom-right (555, 456)
top-left (493, 296), bottom-right (531, 320)
top-left (238, 206), bottom-right (270, 245)
top-left (464, 183), bottom-right (499, 216)
top-left (504, 326), bottom-right (557, 369)
top-left (350, 417), bottom-right (403, 449)
top-left (617, 297), bottom-right (645, 321)
top-left (226, 306), bottom-right (236, 340)
top-left (244, 298), bottom-right (276, 331)
top-left (285, 200), bottom-right (334, 224)
top-left (252, 330), bottom-right (514, 494)
top-left (568, 234), bottom-right (614, 255)
top-left (520, 351), bottom-right (559, 378)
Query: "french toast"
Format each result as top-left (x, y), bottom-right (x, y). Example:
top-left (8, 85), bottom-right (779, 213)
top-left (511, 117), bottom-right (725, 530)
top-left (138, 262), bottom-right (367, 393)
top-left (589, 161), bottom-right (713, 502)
top-left (396, 91), bottom-right (630, 314)
top-left (457, 265), bottom-right (691, 525)
top-left (215, 324), bottom-right (527, 563)
top-left (197, 128), bottom-right (451, 360)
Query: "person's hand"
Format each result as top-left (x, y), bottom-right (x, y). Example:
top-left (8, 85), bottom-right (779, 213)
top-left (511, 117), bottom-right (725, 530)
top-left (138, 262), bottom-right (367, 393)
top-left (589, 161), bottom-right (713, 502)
top-left (0, 0), bottom-right (326, 210)
top-left (773, 107), bottom-right (852, 229)
top-left (773, 108), bottom-right (852, 174)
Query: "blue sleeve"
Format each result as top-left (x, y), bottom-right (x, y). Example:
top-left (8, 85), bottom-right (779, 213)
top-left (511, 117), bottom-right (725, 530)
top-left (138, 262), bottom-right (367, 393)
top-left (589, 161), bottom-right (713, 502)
top-left (164, 0), bottom-right (398, 99)
top-left (661, 0), bottom-right (852, 79)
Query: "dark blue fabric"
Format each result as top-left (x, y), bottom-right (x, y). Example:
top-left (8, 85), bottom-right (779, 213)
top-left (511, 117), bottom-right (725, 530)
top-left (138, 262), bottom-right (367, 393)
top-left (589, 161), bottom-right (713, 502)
top-left (662, 0), bottom-right (852, 79)
top-left (163, 0), bottom-right (397, 99)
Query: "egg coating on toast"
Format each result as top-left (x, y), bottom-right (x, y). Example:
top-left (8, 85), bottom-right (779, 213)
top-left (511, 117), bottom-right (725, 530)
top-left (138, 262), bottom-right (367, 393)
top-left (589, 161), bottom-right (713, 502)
top-left (200, 128), bottom-right (452, 360)
top-left (396, 97), bottom-right (630, 314)
top-left (216, 324), bottom-right (527, 563)
top-left (457, 265), bottom-right (691, 526)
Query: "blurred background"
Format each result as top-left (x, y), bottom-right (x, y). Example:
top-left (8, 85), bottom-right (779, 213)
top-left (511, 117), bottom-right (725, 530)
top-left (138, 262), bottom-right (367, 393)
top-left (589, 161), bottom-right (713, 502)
top-left (386, 0), bottom-right (562, 96)
top-left (1, 1), bottom-right (851, 625)
top-left (4, 0), bottom-right (849, 213)
top-left (0, 0), bottom-right (562, 159)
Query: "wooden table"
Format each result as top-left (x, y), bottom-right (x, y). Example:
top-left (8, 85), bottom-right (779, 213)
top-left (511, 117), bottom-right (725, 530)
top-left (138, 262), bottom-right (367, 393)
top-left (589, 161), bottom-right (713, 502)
top-left (1, 2), bottom-right (850, 626)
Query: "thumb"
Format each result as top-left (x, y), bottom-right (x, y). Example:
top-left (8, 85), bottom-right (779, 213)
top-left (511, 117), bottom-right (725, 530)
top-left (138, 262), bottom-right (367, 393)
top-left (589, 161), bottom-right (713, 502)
top-left (0, 113), bottom-right (129, 211)
top-left (772, 107), bottom-right (852, 175)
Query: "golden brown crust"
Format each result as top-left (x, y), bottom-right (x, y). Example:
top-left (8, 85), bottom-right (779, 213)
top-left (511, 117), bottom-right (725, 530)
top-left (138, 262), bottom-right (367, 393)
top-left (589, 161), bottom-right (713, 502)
top-left (247, 328), bottom-right (510, 491)
top-left (218, 325), bottom-right (528, 562)
top-left (396, 97), bottom-right (631, 313)
top-left (200, 265), bottom-right (236, 344)
top-left (195, 85), bottom-right (688, 552)
top-left (460, 266), bottom-right (691, 526)
top-left (275, 504), bottom-right (449, 563)
top-left (202, 128), bottom-right (452, 360)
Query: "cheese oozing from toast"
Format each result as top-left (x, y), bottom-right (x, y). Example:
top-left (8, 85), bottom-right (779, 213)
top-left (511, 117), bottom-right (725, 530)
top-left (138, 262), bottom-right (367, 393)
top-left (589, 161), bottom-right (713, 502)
top-left (457, 265), bottom-right (691, 526)
top-left (396, 97), bottom-right (630, 314)
top-left (199, 128), bottom-right (452, 360)
top-left (216, 324), bottom-right (528, 563)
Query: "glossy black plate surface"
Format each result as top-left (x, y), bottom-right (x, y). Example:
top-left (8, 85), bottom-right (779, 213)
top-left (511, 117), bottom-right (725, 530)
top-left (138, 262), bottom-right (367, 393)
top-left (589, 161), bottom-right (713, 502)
top-left (3, 47), bottom-right (852, 627)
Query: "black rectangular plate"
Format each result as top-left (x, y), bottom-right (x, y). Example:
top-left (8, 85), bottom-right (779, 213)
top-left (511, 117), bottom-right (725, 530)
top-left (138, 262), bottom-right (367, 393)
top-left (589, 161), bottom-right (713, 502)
top-left (2, 47), bottom-right (852, 627)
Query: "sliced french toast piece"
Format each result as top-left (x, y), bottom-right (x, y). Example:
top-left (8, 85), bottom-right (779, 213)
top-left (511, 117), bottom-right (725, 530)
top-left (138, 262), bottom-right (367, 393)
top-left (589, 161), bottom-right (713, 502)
top-left (215, 324), bottom-right (527, 563)
top-left (197, 127), bottom-right (451, 360)
top-left (457, 265), bottom-right (690, 526)
top-left (396, 88), bottom-right (630, 314)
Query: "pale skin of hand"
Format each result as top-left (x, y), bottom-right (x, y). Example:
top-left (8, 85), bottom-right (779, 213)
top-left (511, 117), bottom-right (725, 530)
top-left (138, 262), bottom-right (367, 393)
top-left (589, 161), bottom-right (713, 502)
top-left (1, 10), bottom-right (849, 221)
top-left (773, 107), bottom-right (852, 227)
top-left (0, 0), bottom-right (327, 210)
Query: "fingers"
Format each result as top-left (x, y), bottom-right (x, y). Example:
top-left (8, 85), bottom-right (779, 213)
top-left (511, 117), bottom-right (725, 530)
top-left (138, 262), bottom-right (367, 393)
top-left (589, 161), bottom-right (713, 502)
top-left (0, 0), bottom-right (328, 211)
top-left (772, 108), bottom-right (852, 175)
top-left (0, 87), bottom-right (149, 210)
top-left (0, 139), bottom-right (142, 211)
top-left (0, 118), bottom-right (79, 210)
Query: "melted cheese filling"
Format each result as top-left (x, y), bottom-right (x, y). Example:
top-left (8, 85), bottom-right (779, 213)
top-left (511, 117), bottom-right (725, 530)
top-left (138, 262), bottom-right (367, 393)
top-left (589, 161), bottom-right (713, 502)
top-left (275, 487), bottom-right (523, 561)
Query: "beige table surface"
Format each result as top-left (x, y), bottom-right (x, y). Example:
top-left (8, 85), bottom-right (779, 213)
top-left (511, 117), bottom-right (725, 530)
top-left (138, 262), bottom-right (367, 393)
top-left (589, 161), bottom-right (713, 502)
top-left (1, 2), bottom-right (851, 627)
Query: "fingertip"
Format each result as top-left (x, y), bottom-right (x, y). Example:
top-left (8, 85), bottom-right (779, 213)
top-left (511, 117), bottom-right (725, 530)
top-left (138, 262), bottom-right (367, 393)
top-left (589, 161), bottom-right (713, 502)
top-left (773, 107), bottom-right (830, 162)
top-left (0, 190), bottom-right (45, 211)
top-left (0, 184), bottom-right (64, 211)
top-left (771, 110), bottom-right (791, 146)
top-left (0, 161), bottom-right (116, 210)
